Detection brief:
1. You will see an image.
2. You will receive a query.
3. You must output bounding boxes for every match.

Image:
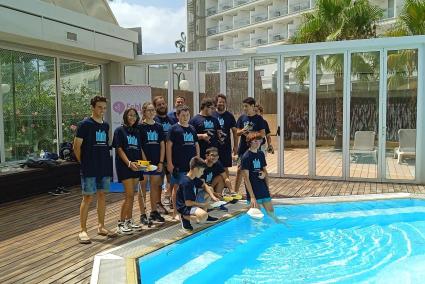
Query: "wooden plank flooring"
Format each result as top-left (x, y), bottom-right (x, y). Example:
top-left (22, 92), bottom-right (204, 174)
top-left (0, 178), bottom-right (424, 284)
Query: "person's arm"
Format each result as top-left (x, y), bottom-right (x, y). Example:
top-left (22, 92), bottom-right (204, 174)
top-left (231, 127), bottom-right (238, 155)
top-left (202, 182), bottom-right (220, 202)
top-left (261, 167), bottom-right (269, 188)
top-left (220, 172), bottom-right (233, 192)
top-left (117, 147), bottom-right (139, 171)
top-left (197, 133), bottom-right (210, 141)
top-left (195, 142), bottom-right (200, 158)
top-left (141, 149), bottom-right (147, 161)
top-left (166, 140), bottom-right (174, 172)
top-left (241, 169), bottom-right (257, 208)
top-left (73, 137), bottom-right (83, 163)
top-left (158, 141), bottom-right (165, 172)
top-left (259, 129), bottom-right (266, 138)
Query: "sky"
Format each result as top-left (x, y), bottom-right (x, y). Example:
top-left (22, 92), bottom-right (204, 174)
top-left (109, 0), bottom-right (186, 54)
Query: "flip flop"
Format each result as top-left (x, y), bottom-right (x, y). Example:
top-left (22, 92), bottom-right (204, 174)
top-left (223, 195), bottom-right (234, 203)
top-left (78, 231), bottom-right (91, 244)
top-left (97, 228), bottom-right (118, 238)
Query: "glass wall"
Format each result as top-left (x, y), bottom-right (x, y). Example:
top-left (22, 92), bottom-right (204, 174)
top-left (254, 58), bottom-right (278, 174)
top-left (172, 63), bottom-right (194, 113)
top-left (315, 54), bottom-right (344, 177)
top-left (1, 49), bottom-right (57, 161)
top-left (60, 59), bottom-right (101, 143)
top-left (349, 52), bottom-right (380, 179)
top-left (386, 49), bottom-right (417, 180)
top-left (226, 59), bottom-right (249, 117)
top-left (148, 64), bottom-right (169, 105)
top-left (198, 61), bottom-right (220, 109)
top-left (284, 56), bottom-right (310, 176)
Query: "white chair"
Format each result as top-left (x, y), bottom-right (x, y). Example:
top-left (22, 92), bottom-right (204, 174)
top-left (394, 129), bottom-right (416, 164)
top-left (351, 131), bottom-right (377, 163)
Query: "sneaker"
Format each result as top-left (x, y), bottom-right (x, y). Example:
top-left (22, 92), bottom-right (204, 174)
top-left (58, 186), bottom-right (71, 194)
top-left (116, 221), bottom-right (133, 235)
top-left (140, 214), bottom-right (153, 227)
top-left (181, 217), bottom-right (193, 231)
top-left (157, 202), bottom-right (169, 215)
top-left (163, 195), bottom-right (171, 205)
top-left (48, 188), bottom-right (63, 196)
top-left (150, 211), bottom-right (165, 223)
top-left (206, 215), bottom-right (219, 222)
top-left (127, 219), bottom-right (142, 231)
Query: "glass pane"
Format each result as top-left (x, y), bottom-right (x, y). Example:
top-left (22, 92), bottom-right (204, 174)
top-left (125, 65), bottom-right (146, 85)
top-left (386, 49), bottom-right (417, 180)
top-left (1, 49), bottom-right (57, 161)
top-left (226, 59), bottom-right (248, 118)
top-left (61, 59), bottom-right (101, 143)
top-left (149, 64), bottom-right (169, 105)
top-left (316, 54), bottom-right (343, 177)
top-left (254, 58), bottom-right (278, 174)
top-left (199, 61), bottom-right (220, 109)
top-left (349, 52), bottom-right (379, 179)
top-left (172, 63), bottom-right (194, 113)
top-left (284, 56), bottom-right (309, 176)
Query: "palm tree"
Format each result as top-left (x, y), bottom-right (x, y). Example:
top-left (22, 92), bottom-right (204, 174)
top-left (175, 32), bottom-right (186, 52)
top-left (385, 0), bottom-right (425, 37)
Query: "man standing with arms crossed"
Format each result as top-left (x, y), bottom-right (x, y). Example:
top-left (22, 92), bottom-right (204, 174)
top-left (74, 96), bottom-right (116, 244)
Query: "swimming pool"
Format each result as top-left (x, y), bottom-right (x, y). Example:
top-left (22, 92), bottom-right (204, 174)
top-left (138, 199), bottom-right (425, 283)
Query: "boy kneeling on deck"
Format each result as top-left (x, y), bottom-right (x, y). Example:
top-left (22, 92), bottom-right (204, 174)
top-left (176, 157), bottom-right (221, 231)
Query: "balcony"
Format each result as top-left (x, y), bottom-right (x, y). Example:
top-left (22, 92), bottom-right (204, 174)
top-left (219, 1), bottom-right (233, 12)
top-left (234, 39), bottom-right (250, 48)
top-left (271, 33), bottom-right (285, 42)
top-left (252, 36), bottom-right (268, 46)
top-left (207, 46), bottom-right (219, 50)
top-left (269, 7), bottom-right (288, 19)
top-left (207, 6), bottom-right (218, 16)
top-left (289, 1), bottom-right (311, 13)
top-left (234, 18), bottom-right (250, 28)
top-left (219, 43), bottom-right (234, 50)
top-left (235, 0), bottom-right (256, 6)
top-left (252, 12), bottom-right (268, 23)
top-left (219, 22), bottom-right (233, 32)
top-left (207, 26), bottom-right (219, 36)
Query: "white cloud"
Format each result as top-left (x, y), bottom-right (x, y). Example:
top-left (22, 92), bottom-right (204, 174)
top-left (109, 0), bottom-right (186, 54)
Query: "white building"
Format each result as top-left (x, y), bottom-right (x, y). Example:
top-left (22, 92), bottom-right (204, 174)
top-left (187, 0), bottom-right (405, 51)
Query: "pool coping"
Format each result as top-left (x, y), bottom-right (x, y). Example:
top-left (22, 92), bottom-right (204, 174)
top-left (90, 193), bottom-right (425, 284)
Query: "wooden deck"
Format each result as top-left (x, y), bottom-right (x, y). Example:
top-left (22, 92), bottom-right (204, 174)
top-left (1, 177), bottom-right (424, 284)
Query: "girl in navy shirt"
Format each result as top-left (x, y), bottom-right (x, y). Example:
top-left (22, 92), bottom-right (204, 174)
top-left (241, 132), bottom-right (279, 222)
top-left (138, 102), bottom-right (166, 225)
top-left (112, 108), bottom-right (144, 234)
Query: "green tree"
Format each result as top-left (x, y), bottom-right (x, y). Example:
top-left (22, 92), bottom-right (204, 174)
top-left (385, 0), bottom-right (425, 37)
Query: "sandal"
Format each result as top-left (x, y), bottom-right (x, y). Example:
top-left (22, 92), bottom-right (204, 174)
top-left (97, 227), bottom-right (118, 238)
top-left (78, 231), bottom-right (91, 244)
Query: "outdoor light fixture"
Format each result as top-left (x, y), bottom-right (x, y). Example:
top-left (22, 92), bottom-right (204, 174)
top-left (163, 73), bottom-right (190, 91)
top-left (179, 79), bottom-right (190, 91)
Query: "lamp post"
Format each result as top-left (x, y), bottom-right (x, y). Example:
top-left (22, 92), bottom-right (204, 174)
top-left (164, 71), bottom-right (190, 91)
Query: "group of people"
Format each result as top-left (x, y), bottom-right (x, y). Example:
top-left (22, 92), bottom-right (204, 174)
top-left (74, 94), bottom-right (277, 243)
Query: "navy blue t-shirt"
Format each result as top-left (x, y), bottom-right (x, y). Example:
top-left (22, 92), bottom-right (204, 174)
top-left (189, 114), bottom-right (222, 158)
top-left (112, 125), bottom-right (143, 179)
top-left (236, 114), bottom-right (266, 156)
top-left (154, 115), bottom-right (174, 140)
top-left (240, 150), bottom-right (270, 200)
top-left (167, 110), bottom-right (178, 125)
top-left (167, 124), bottom-right (198, 172)
top-left (201, 161), bottom-right (225, 185)
top-left (139, 122), bottom-right (165, 165)
top-left (212, 110), bottom-right (236, 146)
top-left (176, 175), bottom-right (204, 215)
top-left (76, 117), bottom-right (112, 177)
top-left (262, 119), bottom-right (271, 146)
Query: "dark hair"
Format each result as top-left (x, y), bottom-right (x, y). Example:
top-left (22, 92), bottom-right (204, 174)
top-left (200, 98), bottom-right (215, 110)
top-left (246, 132), bottom-right (263, 144)
top-left (176, 96), bottom-right (186, 102)
top-left (242, 97), bottom-right (256, 106)
top-left (205, 147), bottom-right (219, 155)
top-left (176, 105), bottom-right (190, 116)
top-left (255, 104), bottom-right (264, 114)
top-left (189, 156), bottom-right (207, 170)
top-left (122, 108), bottom-right (140, 127)
top-left (215, 94), bottom-right (226, 104)
top-left (153, 96), bottom-right (166, 107)
top-left (90, 96), bottom-right (107, 107)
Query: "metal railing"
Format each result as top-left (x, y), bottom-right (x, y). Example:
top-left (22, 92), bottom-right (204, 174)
top-left (219, 22), bottom-right (233, 32)
top-left (271, 33), bottom-right (285, 42)
top-left (207, 26), bottom-right (219, 36)
top-left (252, 36), bottom-right (268, 46)
top-left (207, 6), bottom-right (218, 16)
top-left (234, 39), bottom-right (250, 48)
top-left (234, 18), bottom-right (250, 28)
top-left (219, 1), bottom-right (233, 12)
top-left (289, 0), bottom-right (311, 13)
top-left (269, 7), bottom-right (288, 19)
top-left (251, 12), bottom-right (268, 23)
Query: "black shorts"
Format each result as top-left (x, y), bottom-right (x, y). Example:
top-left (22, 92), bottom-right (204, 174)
top-left (177, 206), bottom-right (192, 216)
top-left (218, 146), bottom-right (232, 168)
top-left (116, 164), bottom-right (144, 182)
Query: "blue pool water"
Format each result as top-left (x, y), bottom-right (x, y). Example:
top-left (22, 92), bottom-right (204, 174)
top-left (138, 199), bottom-right (425, 283)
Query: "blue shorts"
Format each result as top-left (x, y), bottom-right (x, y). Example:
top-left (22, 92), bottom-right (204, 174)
top-left (170, 171), bottom-right (187, 186)
top-left (81, 176), bottom-right (111, 195)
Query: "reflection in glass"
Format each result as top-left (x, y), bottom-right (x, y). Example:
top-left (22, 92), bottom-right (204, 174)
top-left (172, 63), bottom-right (194, 113)
top-left (284, 56), bottom-right (309, 176)
top-left (1, 49), bottom-right (57, 161)
top-left (148, 64), bottom-right (169, 105)
top-left (199, 62), bottom-right (220, 109)
top-left (254, 58), bottom-right (278, 174)
top-left (61, 59), bottom-right (101, 143)
top-left (386, 49), bottom-right (417, 180)
top-left (349, 52), bottom-right (379, 179)
top-left (316, 54), bottom-right (343, 177)
top-left (226, 60), bottom-right (248, 118)
top-left (125, 65), bottom-right (146, 85)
